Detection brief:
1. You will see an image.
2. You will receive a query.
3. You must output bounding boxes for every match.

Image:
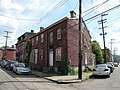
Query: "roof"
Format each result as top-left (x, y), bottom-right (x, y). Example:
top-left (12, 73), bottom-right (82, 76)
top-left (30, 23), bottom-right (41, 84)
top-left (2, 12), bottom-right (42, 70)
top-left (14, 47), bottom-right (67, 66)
top-left (30, 17), bottom-right (69, 39)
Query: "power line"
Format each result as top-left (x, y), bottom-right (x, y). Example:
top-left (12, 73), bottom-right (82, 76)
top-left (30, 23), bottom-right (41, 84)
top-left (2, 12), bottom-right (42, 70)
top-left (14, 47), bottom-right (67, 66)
top-left (83, 0), bottom-right (109, 17)
top-left (84, 4), bottom-right (120, 22)
top-left (0, 13), bottom-right (38, 21)
top-left (29, 0), bottom-right (68, 29)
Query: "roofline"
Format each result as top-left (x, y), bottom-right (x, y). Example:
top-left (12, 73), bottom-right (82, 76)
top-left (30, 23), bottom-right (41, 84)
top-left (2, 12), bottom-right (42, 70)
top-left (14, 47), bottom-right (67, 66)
top-left (30, 17), bottom-right (68, 39)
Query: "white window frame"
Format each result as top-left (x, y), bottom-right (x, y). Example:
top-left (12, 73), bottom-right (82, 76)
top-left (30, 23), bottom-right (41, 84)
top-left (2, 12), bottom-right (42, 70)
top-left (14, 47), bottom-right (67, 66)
top-left (36, 36), bottom-right (38, 45)
top-left (32, 38), bottom-right (34, 46)
top-left (56, 47), bottom-right (61, 61)
top-left (85, 53), bottom-right (87, 65)
top-left (41, 33), bottom-right (44, 43)
top-left (57, 28), bottom-right (61, 40)
top-left (35, 49), bottom-right (38, 64)
top-left (30, 49), bottom-right (35, 63)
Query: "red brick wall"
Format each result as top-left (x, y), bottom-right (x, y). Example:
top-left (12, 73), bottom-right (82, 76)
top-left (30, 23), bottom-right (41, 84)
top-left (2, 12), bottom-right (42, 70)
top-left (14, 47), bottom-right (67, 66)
top-left (6, 50), bottom-right (16, 60)
top-left (0, 49), bottom-right (3, 59)
top-left (67, 19), bottom-right (79, 67)
top-left (81, 23), bottom-right (92, 65)
top-left (47, 20), bottom-right (68, 67)
top-left (30, 31), bottom-right (47, 67)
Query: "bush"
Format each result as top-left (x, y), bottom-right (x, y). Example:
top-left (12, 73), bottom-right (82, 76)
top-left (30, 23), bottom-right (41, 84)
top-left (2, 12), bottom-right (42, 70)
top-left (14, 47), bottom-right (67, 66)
top-left (83, 67), bottom-right (91, 73)
top-left (68, 67), bottom-right (78, 75)
top-left (58, 59), bottom-right (68, 75)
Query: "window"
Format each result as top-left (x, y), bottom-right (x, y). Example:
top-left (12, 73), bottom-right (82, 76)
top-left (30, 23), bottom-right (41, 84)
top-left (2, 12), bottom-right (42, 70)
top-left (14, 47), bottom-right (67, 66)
top-left (32, 38), bottom-right (34, 46)
top-left (35, 49), bottom-right (38, 64)
top-left (30, 49), bottom-right (35, 63)
top-left (40, 49), bottom-right (43, 61)
top-left (36, 36), bottom-right (38, 45)
top-left (85, 53), bottom-right (87, 65)
top-left (56, 47), bottom-right (61, 61)
top-left (50, 32), bottom-right (53, 43)
top-left (57, 28), bottom-right (61, 40)
top-left (41, 33), bottom-right (44, 43)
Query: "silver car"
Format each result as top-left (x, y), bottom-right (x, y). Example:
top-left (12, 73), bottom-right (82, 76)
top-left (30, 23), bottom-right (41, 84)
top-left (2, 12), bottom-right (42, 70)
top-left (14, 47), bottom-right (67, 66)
top-left (93, 64), bottom-right (111, 77)
top-left (13, 63), bottom-right (31, 75)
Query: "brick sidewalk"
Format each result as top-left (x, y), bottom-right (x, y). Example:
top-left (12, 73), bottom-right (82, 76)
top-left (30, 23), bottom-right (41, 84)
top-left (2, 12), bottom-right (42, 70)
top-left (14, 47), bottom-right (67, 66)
top-left (32, 70), bottom-right (92, 84)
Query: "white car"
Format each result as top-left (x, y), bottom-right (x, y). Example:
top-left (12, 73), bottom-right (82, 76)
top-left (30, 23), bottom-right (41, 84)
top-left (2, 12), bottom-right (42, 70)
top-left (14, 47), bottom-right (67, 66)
top-left (93, 64), bottom-right (111, 77)
top-left (13, 63), bottom-right (31, 75)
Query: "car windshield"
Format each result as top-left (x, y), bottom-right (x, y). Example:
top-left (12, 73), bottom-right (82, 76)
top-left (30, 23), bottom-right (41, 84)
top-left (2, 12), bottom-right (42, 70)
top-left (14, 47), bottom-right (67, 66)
top-left (18, 63), bottom-right (27, 67)
top-left (96, 64), bottom-right (106, 68)
top-left (106, 63), bottom-right (112, 66)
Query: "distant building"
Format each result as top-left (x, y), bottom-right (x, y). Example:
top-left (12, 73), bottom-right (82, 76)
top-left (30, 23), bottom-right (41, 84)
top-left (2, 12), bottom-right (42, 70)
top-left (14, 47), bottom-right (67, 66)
top-left (0, 49), bottom-right (3, 60)
top-left (0, 46), bottom-right (16, 60)
top-left (16, 30), bottom-right (36, 62)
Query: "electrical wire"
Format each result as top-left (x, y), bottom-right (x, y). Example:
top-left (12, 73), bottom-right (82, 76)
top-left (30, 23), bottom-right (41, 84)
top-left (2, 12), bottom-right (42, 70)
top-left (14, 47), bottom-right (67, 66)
top-left (84, 4), bottom-right (120, 22)
top-left (83, 0), bottom-right (109, 14)
top-left (28, 0), bottom-right (68, 29)
top-left (83, 0), bottom-right (109, 18)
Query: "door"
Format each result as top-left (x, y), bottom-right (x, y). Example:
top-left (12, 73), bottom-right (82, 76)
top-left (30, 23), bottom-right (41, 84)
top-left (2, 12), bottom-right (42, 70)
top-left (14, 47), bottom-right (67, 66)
top-left (49, 50), bottom-right (53, 66)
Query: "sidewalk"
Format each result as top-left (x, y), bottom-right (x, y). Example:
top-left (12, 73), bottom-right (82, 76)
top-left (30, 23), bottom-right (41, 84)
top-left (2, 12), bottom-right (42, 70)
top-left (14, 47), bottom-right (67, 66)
top-left (32, 70), bottom-right (92, 84)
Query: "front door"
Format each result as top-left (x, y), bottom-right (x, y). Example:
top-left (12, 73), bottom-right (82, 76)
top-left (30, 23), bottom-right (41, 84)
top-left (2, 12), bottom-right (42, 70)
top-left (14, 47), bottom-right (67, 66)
top-left (49, 50), bottom-right (53, 66)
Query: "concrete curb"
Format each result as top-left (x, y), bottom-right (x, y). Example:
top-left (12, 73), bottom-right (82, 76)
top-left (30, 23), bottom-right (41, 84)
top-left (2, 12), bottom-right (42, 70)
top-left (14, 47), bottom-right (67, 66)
top-left (32, 71), bottom-right (92, 84)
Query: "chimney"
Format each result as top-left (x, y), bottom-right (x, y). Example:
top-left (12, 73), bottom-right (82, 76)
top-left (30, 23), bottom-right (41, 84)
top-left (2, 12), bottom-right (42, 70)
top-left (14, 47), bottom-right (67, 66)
top-left (40, 27), bottom-right (44, 31)
top-left (31, 30), bottom-right (34, 33)
top-left (12, 45), bottom-right (14, 48)
top-left (70, 11), bottom-right (76, 18)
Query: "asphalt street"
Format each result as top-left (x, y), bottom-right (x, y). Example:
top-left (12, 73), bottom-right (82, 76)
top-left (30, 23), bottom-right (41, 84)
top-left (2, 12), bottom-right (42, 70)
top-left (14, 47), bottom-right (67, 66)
top-left (0, 66), bottom-right (120, 90)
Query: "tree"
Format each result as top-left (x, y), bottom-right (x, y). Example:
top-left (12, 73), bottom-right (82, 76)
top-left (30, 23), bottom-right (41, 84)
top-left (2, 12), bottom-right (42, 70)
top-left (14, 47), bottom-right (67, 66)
top-left (92, 40), bottom-right (104, 64)
top-left (24, 41), bottom-right (32, 65)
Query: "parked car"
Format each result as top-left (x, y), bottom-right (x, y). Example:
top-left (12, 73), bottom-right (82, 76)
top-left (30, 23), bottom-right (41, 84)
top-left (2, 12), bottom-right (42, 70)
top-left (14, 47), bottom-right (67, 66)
top-left (5, 60), bottom-right (18, 70)
top-left (93, 64), bottom-right (111, 77)
top-left (1, 60), bottom-right (8, 68)
top-left (113, 62), bottom-right (119, 67)
top-left (13, 63), bottom-right (31, 75)
top-left (106, 62), bottom-right (115, 73)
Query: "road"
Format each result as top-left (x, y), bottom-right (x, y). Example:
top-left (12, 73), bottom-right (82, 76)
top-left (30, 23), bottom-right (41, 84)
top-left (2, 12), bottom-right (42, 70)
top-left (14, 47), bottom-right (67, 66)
top-left (0, 67), bottom-right (74, 90)
top-left (0, 66), bottom-right (120, 90)
top-left (72, 65), bottom-right (120, 90)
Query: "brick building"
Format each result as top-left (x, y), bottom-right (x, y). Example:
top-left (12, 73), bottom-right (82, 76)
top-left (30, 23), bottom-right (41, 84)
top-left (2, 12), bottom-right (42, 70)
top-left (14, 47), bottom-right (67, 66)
top-left (29, 11), bottom-right (92, 73)
top-left (0, 47), bottom-right (16, 60)
top-left (16, 30), bottom-right (36, 62)
top-left (0, 49), bottom-right (3, 60)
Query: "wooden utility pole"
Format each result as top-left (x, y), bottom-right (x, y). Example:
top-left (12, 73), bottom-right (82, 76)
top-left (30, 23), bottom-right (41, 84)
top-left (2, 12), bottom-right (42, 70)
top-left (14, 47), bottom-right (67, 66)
top-left (98, 14), bottom-right (108, 63)
top-left (78, 0), bottom-right (82, 79)
top-left (3, 31), bottom-right (12, 59)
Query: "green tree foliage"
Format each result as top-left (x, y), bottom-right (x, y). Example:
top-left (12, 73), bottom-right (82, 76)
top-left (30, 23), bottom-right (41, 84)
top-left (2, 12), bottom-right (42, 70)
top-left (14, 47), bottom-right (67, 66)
top-left (92, 41), bottom-right (104, 64)
top-left (58, 59), bottom-right (68, 75)
top-left (24, 41), bottom-right (32, 65)
top-left (102, 50), bottom-right (111, 62)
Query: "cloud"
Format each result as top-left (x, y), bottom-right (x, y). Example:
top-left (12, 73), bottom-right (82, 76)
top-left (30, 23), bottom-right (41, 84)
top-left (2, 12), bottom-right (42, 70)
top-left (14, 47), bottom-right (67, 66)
top-left (0, 0), bottom-right (24, 14)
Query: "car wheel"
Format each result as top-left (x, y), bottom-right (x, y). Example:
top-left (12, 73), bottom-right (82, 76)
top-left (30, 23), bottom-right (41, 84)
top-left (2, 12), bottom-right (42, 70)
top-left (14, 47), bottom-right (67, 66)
top-left (16, 70), bottom-right (18, 75)
top-left (107, 75), bottom-right (110, 78)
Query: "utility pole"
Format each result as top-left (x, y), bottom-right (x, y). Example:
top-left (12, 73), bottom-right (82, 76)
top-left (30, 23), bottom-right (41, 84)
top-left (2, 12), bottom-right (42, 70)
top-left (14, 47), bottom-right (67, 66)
top-left (98, 13), bottom-right (108, 63)
top-left (78, 0), bottom-right (82, 79)
top-left (110, 39), bottom-right (115, 62)
top-left (3, 31), bottom-right (12, 59)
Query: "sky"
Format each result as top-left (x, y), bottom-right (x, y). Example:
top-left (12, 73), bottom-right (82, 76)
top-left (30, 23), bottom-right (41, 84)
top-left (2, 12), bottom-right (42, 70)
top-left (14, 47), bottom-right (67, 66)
top-left (0, 0), bottom-right (120, 55)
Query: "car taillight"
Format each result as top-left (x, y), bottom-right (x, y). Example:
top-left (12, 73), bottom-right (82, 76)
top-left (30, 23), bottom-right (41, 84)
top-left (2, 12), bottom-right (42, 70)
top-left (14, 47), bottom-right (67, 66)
top-left (104, 69), bottom-right (109, 71)
top-left (93, 69), bottom-right (96, 71)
